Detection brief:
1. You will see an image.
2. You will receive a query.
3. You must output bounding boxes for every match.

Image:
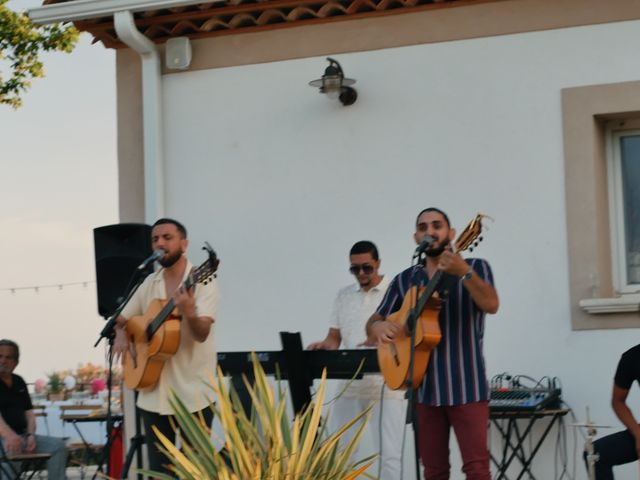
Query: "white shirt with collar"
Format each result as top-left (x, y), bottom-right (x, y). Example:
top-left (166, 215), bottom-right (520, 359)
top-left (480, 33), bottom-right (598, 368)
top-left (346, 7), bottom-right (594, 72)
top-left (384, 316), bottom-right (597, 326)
top-left (329, 275), bottom-right (390, 349)
top-left (328, 275), bottom-right (403, 399)
top-left (121, 259), bottom-right (219, 414)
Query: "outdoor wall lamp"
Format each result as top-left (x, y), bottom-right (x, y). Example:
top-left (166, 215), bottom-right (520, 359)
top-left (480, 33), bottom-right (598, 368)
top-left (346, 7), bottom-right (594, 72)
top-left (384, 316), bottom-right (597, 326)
top-left (309, 57), bottom-right (357, 106)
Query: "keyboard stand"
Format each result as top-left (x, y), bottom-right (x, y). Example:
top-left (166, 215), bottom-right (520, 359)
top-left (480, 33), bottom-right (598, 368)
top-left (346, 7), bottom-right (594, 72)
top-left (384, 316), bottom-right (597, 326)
top-left (489, 408), bottom-right (569, 479)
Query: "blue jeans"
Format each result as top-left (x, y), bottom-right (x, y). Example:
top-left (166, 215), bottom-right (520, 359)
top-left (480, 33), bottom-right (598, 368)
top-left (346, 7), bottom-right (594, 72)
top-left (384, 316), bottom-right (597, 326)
top-left (1, 434), bottom-right (67, 480)
top-left (35, 434), bottom-right (67, 479)
top-left (586, 429), bottom-right (638, 480)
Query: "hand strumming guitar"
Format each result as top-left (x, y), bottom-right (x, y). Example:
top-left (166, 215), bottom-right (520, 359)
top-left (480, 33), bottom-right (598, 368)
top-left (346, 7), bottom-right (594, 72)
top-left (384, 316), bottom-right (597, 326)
top-left (113, 317), bottom-right (130, 365)
top-left (173, 284), bottom-right (213, 342)
top-left (172, 284), bottom-right (197, 320)
top-left (363, 312), bottom-right (402, 347)
top-left (437, 250), bottom-right (471, 277)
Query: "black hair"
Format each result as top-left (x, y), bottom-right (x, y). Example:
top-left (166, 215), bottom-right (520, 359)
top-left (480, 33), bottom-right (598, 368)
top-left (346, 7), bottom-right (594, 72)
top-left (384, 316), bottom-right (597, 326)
top-left (0, 339), bottom-right (19, 361)
top-left (350, 241), bottom-right (379, 261)
top-left (415, 207), bottom-right (450, 227)
top-left (153, 218), bottom-right (188, 238)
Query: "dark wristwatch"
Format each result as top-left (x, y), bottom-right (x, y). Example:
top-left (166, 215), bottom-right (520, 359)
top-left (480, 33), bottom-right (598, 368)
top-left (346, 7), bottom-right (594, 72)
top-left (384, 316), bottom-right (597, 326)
top-left (461, 268), bottom-right (473, 282)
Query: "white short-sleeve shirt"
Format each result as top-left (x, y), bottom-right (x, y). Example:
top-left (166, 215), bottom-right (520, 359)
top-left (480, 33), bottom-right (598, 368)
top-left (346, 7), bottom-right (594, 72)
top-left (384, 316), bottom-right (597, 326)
top-left (329, 276), bottom-right (403, 399)
top-left (329, 275), bottom-right (390, 349)
top-left (121, 259), bottom-right (219, 414)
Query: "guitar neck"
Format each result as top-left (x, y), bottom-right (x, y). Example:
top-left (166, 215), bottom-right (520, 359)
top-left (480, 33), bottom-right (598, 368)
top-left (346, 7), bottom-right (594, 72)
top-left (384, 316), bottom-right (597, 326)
top-left (147, 299), bottom-right (177, 340)
top-left (414, 269), bottom-right (443, 314)
top-left (404, 268), bottom-right (443, 335)
top-left (145, 273), bottom-right (198, 339)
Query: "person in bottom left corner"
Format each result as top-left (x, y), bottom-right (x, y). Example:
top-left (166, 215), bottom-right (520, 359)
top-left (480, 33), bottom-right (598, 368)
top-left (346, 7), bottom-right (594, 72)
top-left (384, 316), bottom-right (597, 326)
top-left (0, 339), bottom-right (68, 479)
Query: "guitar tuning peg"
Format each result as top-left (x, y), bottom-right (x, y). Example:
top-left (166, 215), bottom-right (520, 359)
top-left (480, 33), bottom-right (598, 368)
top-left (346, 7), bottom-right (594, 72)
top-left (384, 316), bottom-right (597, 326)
top-left (479, 236), bottom-right (483, 242)
top-left (469, 247), bottom-right (474, 252)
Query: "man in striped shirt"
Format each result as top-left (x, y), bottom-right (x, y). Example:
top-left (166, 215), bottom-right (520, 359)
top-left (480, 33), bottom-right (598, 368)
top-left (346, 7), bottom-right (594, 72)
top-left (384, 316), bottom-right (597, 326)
top-left (366, 207), bottom-right (499, 480)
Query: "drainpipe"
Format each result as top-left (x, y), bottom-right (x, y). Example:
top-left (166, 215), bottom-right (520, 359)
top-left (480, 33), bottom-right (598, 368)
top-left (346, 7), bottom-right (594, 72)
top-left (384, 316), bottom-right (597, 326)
top-left (114, 10), bottom-right (164, 222)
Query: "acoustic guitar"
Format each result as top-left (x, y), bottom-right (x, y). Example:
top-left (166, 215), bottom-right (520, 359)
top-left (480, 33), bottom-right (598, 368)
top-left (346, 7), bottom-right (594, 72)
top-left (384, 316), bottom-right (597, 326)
top-left (378, 214), bottom-right (487, 390)
top-left (123, 243), bottom-right (219, 390)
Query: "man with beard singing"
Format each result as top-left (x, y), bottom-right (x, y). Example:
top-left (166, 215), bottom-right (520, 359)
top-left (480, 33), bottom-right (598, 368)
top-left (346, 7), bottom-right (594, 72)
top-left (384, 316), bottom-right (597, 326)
top-left (114, 218), bottom-right (219, 475)
top-left (366, 208), bottom-right (499, 480)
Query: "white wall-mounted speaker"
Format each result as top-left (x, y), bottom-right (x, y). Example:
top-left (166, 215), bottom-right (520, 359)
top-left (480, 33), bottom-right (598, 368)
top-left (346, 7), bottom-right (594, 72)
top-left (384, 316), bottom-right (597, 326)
top-left (165, 37), bottom-right (192, 71)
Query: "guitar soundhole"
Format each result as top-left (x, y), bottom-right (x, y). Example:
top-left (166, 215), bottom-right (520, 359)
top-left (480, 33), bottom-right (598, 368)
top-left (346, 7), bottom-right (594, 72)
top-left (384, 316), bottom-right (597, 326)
top-left (390, 344), bottom-right (400, 367)
top-left (129, 342), bottom-right (138, 368)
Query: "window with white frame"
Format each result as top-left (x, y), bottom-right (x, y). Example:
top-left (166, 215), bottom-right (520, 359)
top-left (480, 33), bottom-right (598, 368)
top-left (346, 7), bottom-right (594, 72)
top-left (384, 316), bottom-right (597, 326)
top-left (607, 120), bottom-right (640, 293)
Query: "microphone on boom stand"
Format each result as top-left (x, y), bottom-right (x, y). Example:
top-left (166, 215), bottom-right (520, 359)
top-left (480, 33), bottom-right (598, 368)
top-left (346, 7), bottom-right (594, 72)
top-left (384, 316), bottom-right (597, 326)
top-left (136, 249), bottom-right (165, 271)
top-left (95, 249), bottom-right (164, 346)
top-left (92, 251), bottom-right (162, 478)
top-left (413, 235), bottom-right (434, 259)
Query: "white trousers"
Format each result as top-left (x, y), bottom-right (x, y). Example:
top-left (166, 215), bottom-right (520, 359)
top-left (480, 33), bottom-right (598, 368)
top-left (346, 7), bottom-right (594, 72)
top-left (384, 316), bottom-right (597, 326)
top-left (329, 387), bottom-right (407, 480)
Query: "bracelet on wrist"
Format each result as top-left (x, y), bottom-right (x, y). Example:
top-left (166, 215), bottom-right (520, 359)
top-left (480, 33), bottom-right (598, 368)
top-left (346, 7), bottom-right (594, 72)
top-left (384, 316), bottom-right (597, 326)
top-left (461, 268), bottom-right (473, 282)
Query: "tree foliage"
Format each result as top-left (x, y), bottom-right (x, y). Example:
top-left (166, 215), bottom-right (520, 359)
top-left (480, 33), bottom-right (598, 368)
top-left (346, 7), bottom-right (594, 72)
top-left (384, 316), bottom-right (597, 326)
top-left (0, 0), bottom-right (78, 108)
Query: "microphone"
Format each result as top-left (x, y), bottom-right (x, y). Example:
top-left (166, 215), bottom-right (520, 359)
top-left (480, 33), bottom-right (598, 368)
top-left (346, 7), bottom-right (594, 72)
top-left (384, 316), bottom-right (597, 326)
top-left (413, 235), bottom-right (434, 258)
top-left (137, 249), bottom-right (166, 270)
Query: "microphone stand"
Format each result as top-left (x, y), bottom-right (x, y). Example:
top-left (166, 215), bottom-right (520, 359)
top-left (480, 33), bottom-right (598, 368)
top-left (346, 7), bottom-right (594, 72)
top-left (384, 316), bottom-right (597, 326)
top-left (93, 268), bottom-right (149, 479)
top-left (405, 253), bottom-right (427, 480)
top-left (91, 340), bottom-right (120, 479)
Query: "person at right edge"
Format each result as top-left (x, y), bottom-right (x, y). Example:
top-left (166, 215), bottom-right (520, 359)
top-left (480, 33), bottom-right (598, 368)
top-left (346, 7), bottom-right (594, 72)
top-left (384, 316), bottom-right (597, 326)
top-left (366, 207), bottom-right (499, 480)
top-left (585, 344), bottom-right (640, 479)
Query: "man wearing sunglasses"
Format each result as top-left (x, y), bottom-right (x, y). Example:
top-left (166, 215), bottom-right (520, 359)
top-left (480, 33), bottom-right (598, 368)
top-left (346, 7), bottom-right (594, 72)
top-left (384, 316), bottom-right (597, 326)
top-left (307, 241), bottom-right (406, 479)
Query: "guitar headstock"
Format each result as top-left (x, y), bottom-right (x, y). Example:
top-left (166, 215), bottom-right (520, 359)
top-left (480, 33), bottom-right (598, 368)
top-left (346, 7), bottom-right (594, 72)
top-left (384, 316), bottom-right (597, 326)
top-left (187, 242), bottom-right (220, 288)
top-left (202, 242), bottom-right (220, 279)
top-left (454, 213), bottom-right (492, 253)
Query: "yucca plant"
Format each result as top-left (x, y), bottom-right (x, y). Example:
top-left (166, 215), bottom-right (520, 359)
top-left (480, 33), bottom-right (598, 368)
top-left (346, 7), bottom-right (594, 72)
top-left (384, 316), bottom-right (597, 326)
top-left (143, 353), bottom-right (376, 479)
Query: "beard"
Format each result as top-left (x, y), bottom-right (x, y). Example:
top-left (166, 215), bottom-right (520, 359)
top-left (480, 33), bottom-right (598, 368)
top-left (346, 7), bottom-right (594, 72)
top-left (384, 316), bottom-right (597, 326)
top-left (159, 250), bottom-right (182, 268)
top-left (425, 238), bottom-right (450, 257)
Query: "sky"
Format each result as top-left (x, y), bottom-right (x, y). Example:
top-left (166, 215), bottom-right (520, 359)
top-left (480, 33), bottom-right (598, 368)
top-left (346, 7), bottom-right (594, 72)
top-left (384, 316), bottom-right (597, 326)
top-left (1, 0), bottom-right (119, 382)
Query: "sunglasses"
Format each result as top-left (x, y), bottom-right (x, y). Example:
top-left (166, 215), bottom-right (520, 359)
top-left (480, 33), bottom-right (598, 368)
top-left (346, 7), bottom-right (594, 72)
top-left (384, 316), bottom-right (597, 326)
top-left (349, 264), bottom-right (374, 275)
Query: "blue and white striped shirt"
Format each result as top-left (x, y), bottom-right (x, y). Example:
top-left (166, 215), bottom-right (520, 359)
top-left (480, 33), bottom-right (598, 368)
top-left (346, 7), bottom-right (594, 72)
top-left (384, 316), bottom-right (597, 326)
top-left (376, 258), bottom-right (494, 406)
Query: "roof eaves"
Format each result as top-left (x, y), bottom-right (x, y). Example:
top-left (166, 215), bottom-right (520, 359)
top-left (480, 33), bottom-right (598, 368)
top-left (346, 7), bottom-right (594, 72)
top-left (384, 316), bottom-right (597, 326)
top-left (29, 0), bottom-right (224, 24)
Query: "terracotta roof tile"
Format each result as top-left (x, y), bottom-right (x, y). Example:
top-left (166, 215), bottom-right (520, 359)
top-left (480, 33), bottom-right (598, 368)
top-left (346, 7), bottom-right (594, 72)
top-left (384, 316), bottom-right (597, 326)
top-left (40, 0), bottom-right (502, 48)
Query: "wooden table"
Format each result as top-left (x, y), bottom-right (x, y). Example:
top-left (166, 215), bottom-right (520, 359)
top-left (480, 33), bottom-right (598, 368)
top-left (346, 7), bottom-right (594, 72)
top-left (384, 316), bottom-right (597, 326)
top-left (60, 408), bottom-right (123, 478)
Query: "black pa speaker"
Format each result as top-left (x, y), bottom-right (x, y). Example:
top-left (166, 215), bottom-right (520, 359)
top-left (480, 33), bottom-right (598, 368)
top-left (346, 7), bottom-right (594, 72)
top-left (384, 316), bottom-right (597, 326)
top-left (93, 223), bottom-right (152, 318)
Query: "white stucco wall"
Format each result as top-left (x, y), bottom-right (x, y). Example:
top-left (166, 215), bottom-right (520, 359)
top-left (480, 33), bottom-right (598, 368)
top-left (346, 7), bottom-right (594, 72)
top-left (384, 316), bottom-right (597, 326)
top-left (158, 20), bottom-right (640, 479)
